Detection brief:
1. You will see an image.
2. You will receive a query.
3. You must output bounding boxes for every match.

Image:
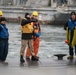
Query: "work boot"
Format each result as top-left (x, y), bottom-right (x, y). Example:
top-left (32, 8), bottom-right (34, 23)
top-left (20, 55), bottom-right (25, 63)
top-left (67, 55), bottom-right (74, 59)
top-left (31, 56), bottom-right (39, 61)
top-left (0, 59), bottom-right (8, 65)
top-left (1, 61), bottom-right (8, 65)
top-left (35, 56), bottom-right (39, 59)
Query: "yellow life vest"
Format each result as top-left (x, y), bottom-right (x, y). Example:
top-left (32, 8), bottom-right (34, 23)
top-left (66, 27), bottom-right (70, 44)
top-left (72, 28), bottom-right (76, 47)
top-left (21, 18), bottom-right (33, 33)
top-left (66, 27), bottom-right (76, 47)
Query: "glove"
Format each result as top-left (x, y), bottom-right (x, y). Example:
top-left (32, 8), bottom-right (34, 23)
top-left (35, 32), bottom-right (41, 37)
top-left (65, 40), bottom-right (69, 44)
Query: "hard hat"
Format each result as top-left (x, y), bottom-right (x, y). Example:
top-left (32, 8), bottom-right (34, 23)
top-left (0, 10), bottom-right (3, 16)
top-left (32, 11), bottom-right (38, 16)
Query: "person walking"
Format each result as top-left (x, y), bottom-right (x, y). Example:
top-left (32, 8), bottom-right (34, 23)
top-left (64, 11), bottom-right (76, 59)
top-left (20, 13), bottom-right (38, 63)
top-left (26, 11), bottom-right (41, 60)
top-left (0, 17), bottom-right (9, 63)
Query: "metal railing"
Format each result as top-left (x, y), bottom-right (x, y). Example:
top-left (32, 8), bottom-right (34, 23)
top-left (0, 0), bottom-right (76, 7)
top-left (0, 0), bottom-right (28, 6)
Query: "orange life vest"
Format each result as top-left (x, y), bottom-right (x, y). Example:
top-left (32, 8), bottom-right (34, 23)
top-left (32, 22), bottom-right (40, 34)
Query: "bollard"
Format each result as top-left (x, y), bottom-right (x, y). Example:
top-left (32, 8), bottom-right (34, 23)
top-left (54, 54), bottom-right (67, 60)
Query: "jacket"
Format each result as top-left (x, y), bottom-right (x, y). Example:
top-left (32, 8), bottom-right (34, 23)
top-left (21, 17), bottom-right (33, 40)
top-left (0, 24), bottom-right (9, 40)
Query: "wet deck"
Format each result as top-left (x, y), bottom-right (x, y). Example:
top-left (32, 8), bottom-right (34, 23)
top-left (0, 23), bottom-right (76, 75)
top-left (0, 56), bottom-right (76, 67)
top-left (0, 57), bottom-right (76, 75)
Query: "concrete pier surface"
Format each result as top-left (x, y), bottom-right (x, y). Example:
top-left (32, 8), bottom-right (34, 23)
top-left (0, 57), bottom-right (76, 75)
top-left (0, 22), bottom-right (76, 75)
top-left (0, 23), bottom-right (75, 75)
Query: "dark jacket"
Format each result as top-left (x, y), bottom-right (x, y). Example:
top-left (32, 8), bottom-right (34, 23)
top-left (0, 24), bottom-right (9, 40)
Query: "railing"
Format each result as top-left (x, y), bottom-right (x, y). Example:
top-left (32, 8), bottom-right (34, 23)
top-left (0, 0), bottom-right (76, 7)
top-left (0, 0), bottom-right (28, 6)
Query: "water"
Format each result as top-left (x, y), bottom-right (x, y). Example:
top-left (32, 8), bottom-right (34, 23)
top-left (7, 23), bottom-right (68, 59)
